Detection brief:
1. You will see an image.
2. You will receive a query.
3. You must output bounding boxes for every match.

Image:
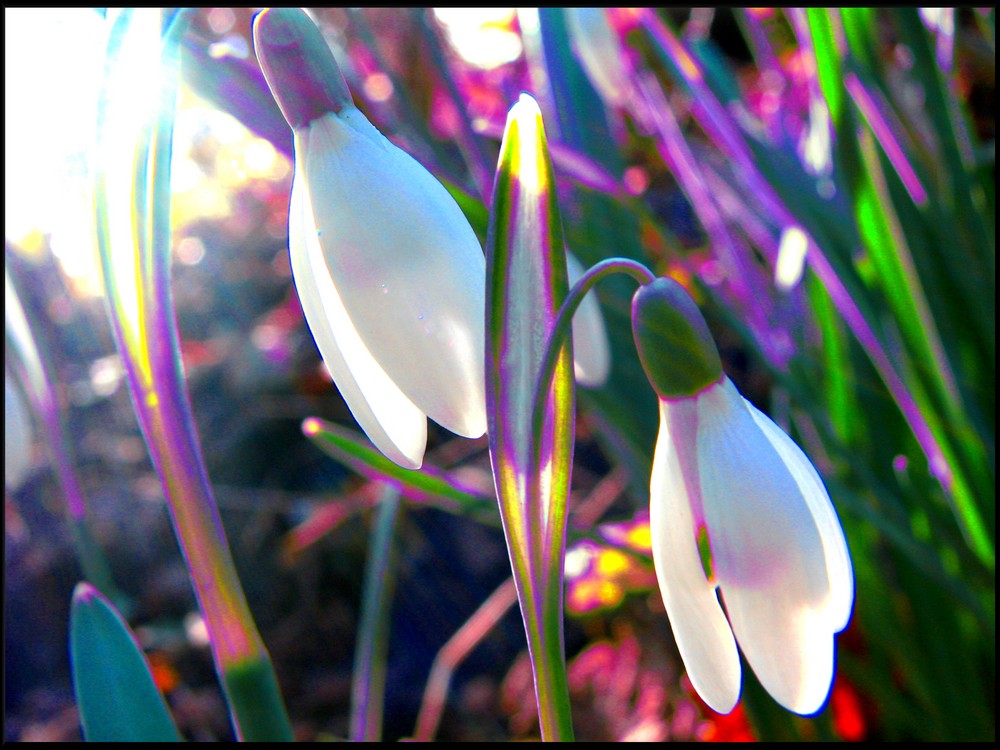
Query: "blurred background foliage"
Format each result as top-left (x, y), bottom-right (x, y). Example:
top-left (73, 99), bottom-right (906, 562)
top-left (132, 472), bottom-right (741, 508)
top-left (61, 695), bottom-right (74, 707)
top-left (5, 7), bottom-right (994, 742)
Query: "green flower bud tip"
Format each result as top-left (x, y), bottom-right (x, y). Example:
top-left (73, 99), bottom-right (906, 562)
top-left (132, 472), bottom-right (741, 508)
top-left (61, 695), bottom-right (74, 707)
top-left (253, 8), bottom-right (354, 130)
top-left (631, 277), bottom-right (723, 400)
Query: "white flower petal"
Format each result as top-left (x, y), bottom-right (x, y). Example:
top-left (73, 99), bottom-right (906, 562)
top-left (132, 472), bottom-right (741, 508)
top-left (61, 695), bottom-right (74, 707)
top-left (696, 378), bottom-right (838, 714)
top-left (298, 111), bottom-right (487, 438)
top-left (566, 251), bottom-right (610, 388)
top-left (745, 397), bottom-right (854, 633)
top-left (722, 583), bottom-right (835, 714)
top-left (290, 173), bottom-right (427, 469)
top-left (652, 398), bottom-right (741, 714)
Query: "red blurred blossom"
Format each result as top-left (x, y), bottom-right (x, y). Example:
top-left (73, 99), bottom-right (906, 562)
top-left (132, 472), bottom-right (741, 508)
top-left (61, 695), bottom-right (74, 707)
top-left (830, 675), bottom-right (867, 742)
top-left (147, 651), bottom-right (182, 694)
top-left (681, 675), bottom-right (755, 741)
top-left (684, 667), bottom-right (873, 742)
top-left (698, 705), bottom-right (756, 742)
top-left (179, 338), bottom-right (224, 371)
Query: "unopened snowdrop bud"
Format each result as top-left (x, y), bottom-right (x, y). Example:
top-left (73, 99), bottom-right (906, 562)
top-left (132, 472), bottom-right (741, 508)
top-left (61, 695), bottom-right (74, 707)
top-left (631, 277), bottom-right (723, 399)
top-left (254, 8), bottom-right (487, 469)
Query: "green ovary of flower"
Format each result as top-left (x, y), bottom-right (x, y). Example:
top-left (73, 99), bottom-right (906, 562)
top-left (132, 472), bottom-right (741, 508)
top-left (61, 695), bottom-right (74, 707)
top-left (631, 277), bottom-right (723, 400)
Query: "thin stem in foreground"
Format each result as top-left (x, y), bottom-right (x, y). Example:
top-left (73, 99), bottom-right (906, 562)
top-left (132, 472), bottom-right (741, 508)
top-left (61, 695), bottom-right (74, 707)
top-left (349, 486), bottom-right (402, 742)
top-left (412, 579), bottom-right (518, 742)
top-left (529, 258), bottom-right (655, 483)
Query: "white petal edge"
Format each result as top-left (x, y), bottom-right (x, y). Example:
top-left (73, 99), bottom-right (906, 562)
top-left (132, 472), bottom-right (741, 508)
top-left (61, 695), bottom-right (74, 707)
top-left (290, 171), bottom-right (427, 469)
top-left (299, 111), bottom-right (487, 439)
top-left (723, 584), bottom-right (835, 714)
top-left (744, 395), bottom-right (854, 633)
top-left (695, 378), bottom-right (844, 714)
top-left (566, 251), bottom-right (611, 388)
top-left (651, 398), bottom-right (741, 714)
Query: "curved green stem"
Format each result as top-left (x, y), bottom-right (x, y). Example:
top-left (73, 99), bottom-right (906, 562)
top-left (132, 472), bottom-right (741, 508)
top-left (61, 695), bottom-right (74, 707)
top-left (528, 258), bottom-right (654, 480)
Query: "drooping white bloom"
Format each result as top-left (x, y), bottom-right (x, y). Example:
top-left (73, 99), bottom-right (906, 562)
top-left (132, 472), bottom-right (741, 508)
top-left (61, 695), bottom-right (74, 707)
top-left (254, 8), bottom-right (487, 470)
top-left (289, 107), bottom-right (487, 469)
top-left (649, 376), bottom-right (854, 715)
top-left (630, 276), bottom-right (853, 715)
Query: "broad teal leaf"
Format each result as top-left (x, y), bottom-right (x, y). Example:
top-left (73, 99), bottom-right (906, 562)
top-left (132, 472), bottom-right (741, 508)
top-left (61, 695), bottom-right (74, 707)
top-left (70, 583), bottom-right (181, 742)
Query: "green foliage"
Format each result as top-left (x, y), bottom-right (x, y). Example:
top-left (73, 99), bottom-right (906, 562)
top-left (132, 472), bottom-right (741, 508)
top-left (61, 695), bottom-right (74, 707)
top-left (221, 658), bottom-right (295, 742)
top-left (25, 6), bottom-right (994, 742)
top-left (69, 583), bottom-right (181, 742)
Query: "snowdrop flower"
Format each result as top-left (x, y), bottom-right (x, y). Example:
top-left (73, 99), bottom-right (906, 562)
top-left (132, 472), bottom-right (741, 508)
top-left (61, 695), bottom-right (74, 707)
top-left (254, 9), bottom-right (487, 469)
top-left (631, 277), bottom-right (854, 715)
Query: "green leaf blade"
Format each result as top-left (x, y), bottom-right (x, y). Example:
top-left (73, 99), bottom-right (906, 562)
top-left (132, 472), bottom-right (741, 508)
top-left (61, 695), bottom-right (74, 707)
top-left (484, 93), bottom-right (575, 741)
top-left (70, 582), bottom-right (181, 742)
top-left (302, 417), bottom-right (497, 524)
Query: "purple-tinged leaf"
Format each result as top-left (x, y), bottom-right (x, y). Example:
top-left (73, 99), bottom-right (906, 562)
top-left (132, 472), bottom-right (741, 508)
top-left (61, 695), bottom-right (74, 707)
top-left (93, 9), bottom-right (292, 738)
top-left (302, 417), bottom-right (497, 524)
top-left (485, 93), bottom-right (575, 741)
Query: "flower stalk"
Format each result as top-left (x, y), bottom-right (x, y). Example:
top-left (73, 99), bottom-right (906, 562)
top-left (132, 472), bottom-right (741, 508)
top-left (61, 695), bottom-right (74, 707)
top-left (349, 487), bottom-right (402, 742)
top-left (93, 9), bottom-right (291, 740)
top-left (529, 259), bottom-right (655, 473)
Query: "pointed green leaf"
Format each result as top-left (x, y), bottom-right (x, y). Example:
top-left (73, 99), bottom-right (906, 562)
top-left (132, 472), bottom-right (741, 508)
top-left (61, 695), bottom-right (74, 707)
top-left (485, 93), bottom-right (575, 741)
top-left (70, 582), bottom-right (181, 742)
top-left (302, 417), bottom-right (497, 524)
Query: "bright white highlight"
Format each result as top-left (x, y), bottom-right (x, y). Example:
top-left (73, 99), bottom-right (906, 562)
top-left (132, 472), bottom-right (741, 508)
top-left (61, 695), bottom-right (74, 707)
top-left (433, 8), bottom-right (522, 69)
top-left (5, 9), bottom-right (108, 295)
top-left (775, 225), bottom-right (809, 291)
top-left (509, 94), bottom-right (544, 197)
